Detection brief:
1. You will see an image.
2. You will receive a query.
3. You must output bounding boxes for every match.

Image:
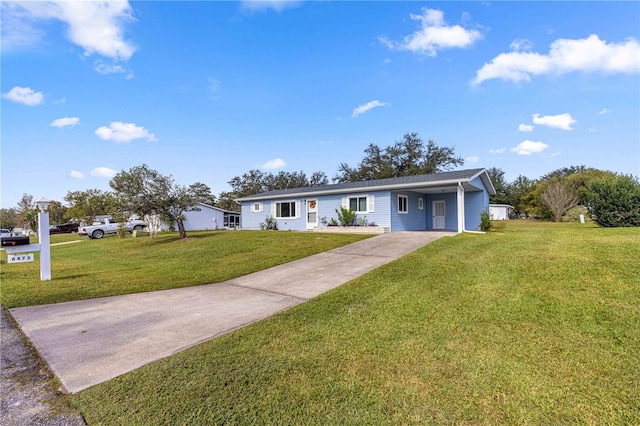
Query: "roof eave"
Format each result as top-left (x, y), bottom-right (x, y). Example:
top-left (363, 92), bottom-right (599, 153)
top-left (237, 176), bottom-right (480, 202)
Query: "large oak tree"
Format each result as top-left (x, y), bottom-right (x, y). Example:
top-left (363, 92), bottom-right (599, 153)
top-left (333, 132), bottom-right (464, 183)
top-left (110, 164), bottom-right (214, 239)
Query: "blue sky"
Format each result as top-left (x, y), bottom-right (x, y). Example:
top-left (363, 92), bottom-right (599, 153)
top-left (2, 1), bottom-right (639, 208)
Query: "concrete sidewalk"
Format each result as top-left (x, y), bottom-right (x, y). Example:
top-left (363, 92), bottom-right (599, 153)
top-left (10, 231), bottom-right (453, 394)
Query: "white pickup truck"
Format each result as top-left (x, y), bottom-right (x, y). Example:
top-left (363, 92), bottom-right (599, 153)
top-left (79, 218), bottom-right (147, 239)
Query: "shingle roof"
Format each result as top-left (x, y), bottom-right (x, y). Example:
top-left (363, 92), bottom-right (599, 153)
top-left (237, 168), bottom-right (490, 201)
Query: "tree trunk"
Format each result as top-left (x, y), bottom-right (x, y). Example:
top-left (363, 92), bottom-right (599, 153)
top-left (176, 218), bottom-right (187, 239)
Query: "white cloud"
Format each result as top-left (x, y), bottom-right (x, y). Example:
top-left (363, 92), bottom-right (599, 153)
top-left (490, 148), bottom-right (506, 154)
top-left (532, 113), bottom-right (576, 131)
top-left (473, 34), bottom-right (640, 86)
top-left (379, 8), bottom-right (483, 56)
top-left (466, 156), bottom-right (479, 164)
top-left (510, 38), bottom-right (533, 52)
top-left (2, 86), bottom-right (44, 106)
top-left (95, 122), bottom-right (157, 143)
top-left (352, 100), bottom-right (387, 118)
top-left (518, 124), bottom-right (534, 132)
top-left (260, 158), bottom-right (286, 170)
top-left (69, 170), bottom-right (84, 179)
top-left (91, 167), bottom-right (117, 178)
top-left (511, 140), bottom-right (549, 155)
top-left (50, 116), bottom-right (80, 128)
top-left (599, 108), bottom-right (612, 115)
top-left (240, 1), bottom-right (302, 13)
top-left (2, 1), bottom-right (136, 61)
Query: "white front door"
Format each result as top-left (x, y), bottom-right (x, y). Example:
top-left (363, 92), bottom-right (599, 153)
top-left (306, 199), bottom-right (318, 230)
top-left (433, 201), bottom-right (446, 229)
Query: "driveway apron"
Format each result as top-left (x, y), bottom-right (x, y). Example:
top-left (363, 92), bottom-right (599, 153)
top-left (9, 231), bottom-right (454, 394)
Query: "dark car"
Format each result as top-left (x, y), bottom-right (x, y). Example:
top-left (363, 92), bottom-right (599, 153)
top-left (49, 223), bottom-right (79, 234)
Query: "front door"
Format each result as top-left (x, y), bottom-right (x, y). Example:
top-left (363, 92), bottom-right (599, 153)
top-left (306, 199), bottom-right (318, 230)
top-left (433, 200), bottom-right (445, 229)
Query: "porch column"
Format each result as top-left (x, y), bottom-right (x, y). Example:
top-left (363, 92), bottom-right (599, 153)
top-left (457, 183), bottom-right (465, 233)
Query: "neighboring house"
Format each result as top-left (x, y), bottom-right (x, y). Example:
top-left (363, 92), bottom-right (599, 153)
top-left (159, 203), bottom-right (241, 231)
top-left (489, 204), bottom-right (514, 220)
top-left (237, 168), bottom-right (496, 233)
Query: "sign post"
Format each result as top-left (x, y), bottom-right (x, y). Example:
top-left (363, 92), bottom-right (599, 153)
top-left (36, 198), bottom-right (52, 281)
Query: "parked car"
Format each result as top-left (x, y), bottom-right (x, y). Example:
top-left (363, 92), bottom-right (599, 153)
top-left (49, 223), bottom-right (79, 234)
top-left (1, 228), bottom-right (30, 246)
top-left (79, 218), bottom-right (146, 239)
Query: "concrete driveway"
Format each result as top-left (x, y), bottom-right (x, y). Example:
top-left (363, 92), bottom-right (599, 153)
top-left (9, 231), bottom-right (454, 394)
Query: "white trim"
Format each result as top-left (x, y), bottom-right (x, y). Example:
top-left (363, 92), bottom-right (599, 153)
top-left (398, 194), bottom-right (408, 214)
top-left (418, 197), bottom-right (424, 210)
top-left (306, 199), bottom-right (318, 230)
top-left (274, 200), bottom-right (299, 219)
top-left (238, 170), bottom-right (493, 202)
top-left (457, 183), bottom-right (465, 233)
top-left (250, 202), bottom-right (263, 213)
top-left (347, 194), bottom-right (371, 213)
top-left (433, 200), bottom-right (446, 230)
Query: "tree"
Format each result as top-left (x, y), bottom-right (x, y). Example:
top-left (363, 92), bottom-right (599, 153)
top-left (588, 175), bottom-right (640, 227)
top-left (487, 167), bottom-right (510, 205)
top-left (16, 193), bottom-right (34, 230)
top-left (508, 175), bottom-right (537, 218)
top-left (47, 201), bottom-right (68, 225)
top-left (217, 169), bottom-right (329, 212)
top-left (0, 208), bottom-right (18, 229)
top-left (540, 180), bottom-right (579, 222)
top-left (64, 189), bottom-right (118, 224)
top-left (333, 132), bottom-right (464, 183)
top-left (110, 164), bottom-right (214, 239)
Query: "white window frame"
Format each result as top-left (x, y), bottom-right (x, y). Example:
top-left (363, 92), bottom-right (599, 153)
top-left (274, 201), bottom-right (300, 219)
top-left (418, 197), bottom-right (424, 210)
top-left (342, 195), bottom-right (375, 213)
top-left (250, 202), bottom-right (263, 213)
top-left (398, 194), bottom-right (409, 214)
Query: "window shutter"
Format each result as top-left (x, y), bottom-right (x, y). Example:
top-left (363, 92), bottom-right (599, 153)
top-left (250, 203), bottom-right (255, 212)
top-left (368, 195), bottom-right (375, 213)
top-left (295, 201), bottom-right (301, 218)
top-left (342, 197), bottom-right (348, 209)
top-left (271, 203), bottom-right (276, 217)
top-left (258, 203), bottom-right (263, 212)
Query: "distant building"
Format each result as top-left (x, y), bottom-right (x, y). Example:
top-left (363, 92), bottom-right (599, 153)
top-left (489, 204), bottom-right (514, 220)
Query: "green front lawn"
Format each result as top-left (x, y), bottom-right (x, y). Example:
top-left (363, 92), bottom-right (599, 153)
top-left (0, 230), bottom-right (371, 308)
top-left (65, 222), bottom-right (639, 424)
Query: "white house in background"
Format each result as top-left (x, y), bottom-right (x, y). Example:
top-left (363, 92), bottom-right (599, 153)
top-left (160, 202), bottom-right (241, 231)
top-left (489, 204), bottom-right (514, 220)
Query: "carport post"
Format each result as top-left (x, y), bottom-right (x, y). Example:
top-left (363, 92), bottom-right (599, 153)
top-left (36, 198), bottom-right (51, 281)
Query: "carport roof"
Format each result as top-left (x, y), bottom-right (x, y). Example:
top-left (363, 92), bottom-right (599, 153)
top-left (237, 168), bottom-right (495, 201)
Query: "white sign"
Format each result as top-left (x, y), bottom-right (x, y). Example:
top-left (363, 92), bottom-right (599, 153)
top-left (8, 253), bottom-right (35, 263)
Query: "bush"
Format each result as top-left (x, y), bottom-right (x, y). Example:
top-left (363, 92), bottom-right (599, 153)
top-left (562, 205), bottom-right (591, 222)
top-left (588, 175), bottom-right (640, 227)
top-left (259, 215), bottom-right (278, 230)
top-left (335, 207), bottom-right (356, 226)
top-left (480, 210), bottom-right (491, 232)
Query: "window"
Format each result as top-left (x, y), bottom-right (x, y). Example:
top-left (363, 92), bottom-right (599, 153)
top-left (250, 202), bottom-right (263, 213)
top-left (342, 195), bottom-right (374, 213)
top-left (276, 201), bottom-right (296, 218)
top-left (398, 195), bottom-right (408, 214)
top-left (224, 213), bottom-right (240, 227)
top-left (349, 197), bottom-right (368, 213)
top-left (418, 197), bottom-right (424, 210)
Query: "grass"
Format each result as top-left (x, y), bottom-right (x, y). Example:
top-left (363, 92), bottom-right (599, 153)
top-left (0, 230), bottom-right (371, 308)
top-left (64, 221), bottom-right (640, 425)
